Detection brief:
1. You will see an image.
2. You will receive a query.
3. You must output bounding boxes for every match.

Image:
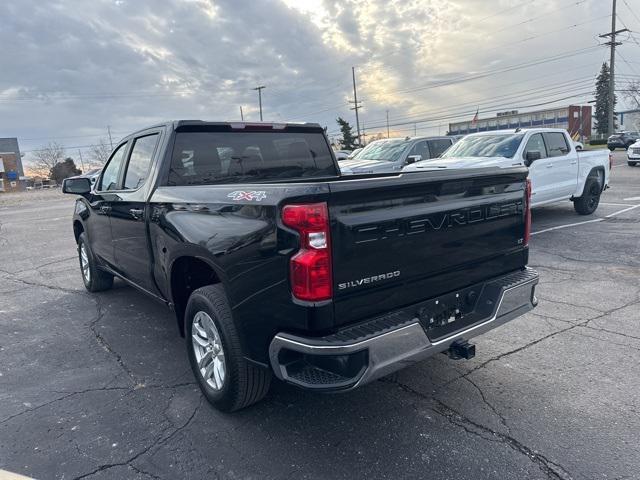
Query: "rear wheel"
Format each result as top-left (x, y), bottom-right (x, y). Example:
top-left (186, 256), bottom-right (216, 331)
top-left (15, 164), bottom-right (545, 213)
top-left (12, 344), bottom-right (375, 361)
top-left (573, 177), bottom-right (602, 215)
top-left (78, 233), bottom-right (113, 292)
top-left (608, 146), bottom-right (616, 151)
top-left (185, 284), bottom-right (271, 412)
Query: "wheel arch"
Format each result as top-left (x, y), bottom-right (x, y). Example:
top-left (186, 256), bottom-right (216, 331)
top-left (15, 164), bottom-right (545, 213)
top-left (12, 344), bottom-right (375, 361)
top-left (73, 219), bottom-right (85, 244)
top-left (169, 254), bottom-right (224, 337)
top-left (575, 166), bottom-right (605, 198)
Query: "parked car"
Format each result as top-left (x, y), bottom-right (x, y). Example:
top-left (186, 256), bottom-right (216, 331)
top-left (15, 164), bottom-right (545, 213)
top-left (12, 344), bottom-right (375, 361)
top-left (68, 167), bottom-right (102, 186)
top-left (628, 140), bottom-right (640, 166)
top-left (607, 131), bottom-right (640, 151)
top-left (339, 136), bottom-right (455, 174)
top-left (62, 120), bottom-right (538, 412)
top-left (333, 149), bottom-right (351, 161)
top-left (404, 128), bottom-right (610, 215)
top-left (345, 147), bottom-right (363, 160)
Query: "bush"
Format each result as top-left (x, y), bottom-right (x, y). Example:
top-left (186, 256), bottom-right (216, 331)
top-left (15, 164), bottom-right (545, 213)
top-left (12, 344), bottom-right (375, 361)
top-left (589, 138), bottom-right (607, 146)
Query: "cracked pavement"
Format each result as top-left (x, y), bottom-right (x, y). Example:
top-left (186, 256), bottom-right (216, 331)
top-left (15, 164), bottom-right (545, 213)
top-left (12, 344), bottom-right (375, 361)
top-left (1, 152), bottom-right (639, 479)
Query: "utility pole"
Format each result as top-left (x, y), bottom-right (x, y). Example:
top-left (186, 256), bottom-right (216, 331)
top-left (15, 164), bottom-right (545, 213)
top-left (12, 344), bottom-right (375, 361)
top-left (240, 106), bottom-right (244, 121)
top-left (78, 149), bottom-right (85, 171)
top-left (349, 67), bottom-right (362, 146)
top-left (107, 126), bottom-right (113, 150)
top-left (252, 86), bottom-right (266, 121)
top-left (599, 0), bottom-right (628, 135)
top-left (386, 110), bottom-right (390, 138)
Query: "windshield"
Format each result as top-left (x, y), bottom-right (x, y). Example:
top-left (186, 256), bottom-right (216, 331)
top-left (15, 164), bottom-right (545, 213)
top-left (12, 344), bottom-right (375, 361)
top-left (441, 134), bottom-right (524, 159)
top-left (358, 140), bottom-right (411, 162)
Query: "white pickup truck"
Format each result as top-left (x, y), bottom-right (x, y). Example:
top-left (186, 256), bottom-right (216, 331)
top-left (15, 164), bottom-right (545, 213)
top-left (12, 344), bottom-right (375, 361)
top-left (404, 128), bottom-right (611, 215)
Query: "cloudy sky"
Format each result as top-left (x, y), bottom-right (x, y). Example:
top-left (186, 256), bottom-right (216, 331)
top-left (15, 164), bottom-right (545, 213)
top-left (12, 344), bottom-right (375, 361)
top-left (1, 0), bottom-right (639, 167)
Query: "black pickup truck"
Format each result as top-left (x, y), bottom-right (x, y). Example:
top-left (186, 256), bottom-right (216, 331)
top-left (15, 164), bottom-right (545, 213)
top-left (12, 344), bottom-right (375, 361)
top-left (63, 121), bottom-right (538, 412)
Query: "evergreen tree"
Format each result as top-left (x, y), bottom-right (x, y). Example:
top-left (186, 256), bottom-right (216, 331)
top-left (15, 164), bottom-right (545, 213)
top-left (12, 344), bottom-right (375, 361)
top-left (594, 63), bottom-right (616, 134)
top-left (336, 117), bottom-right (357, 149)
top-left (50, 158), bottom-right (81, 184)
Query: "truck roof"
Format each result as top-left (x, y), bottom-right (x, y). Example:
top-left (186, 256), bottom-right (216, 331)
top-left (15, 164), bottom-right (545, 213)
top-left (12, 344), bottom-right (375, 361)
top-left (121, 121), bottom-right (324, 140)
top-left (465, 127), bottom-right (569, 137)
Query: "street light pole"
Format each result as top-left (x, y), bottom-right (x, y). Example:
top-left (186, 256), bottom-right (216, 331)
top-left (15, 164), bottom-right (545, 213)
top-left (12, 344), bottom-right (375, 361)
top-left (252, 86), bottom-right (266, 121)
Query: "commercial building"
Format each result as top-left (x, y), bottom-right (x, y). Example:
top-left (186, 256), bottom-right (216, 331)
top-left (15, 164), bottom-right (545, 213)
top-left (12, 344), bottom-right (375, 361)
top-left (448, 105), bottom-right (592, 141)
top-left (0, 138), bottom-right (26, 193)
top-left (617, 109), bottom-right (640, 132)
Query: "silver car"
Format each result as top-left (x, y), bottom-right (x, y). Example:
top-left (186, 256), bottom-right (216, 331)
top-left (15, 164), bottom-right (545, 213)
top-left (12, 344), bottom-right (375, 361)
top-left (339, 136), bottom-right (455, 174)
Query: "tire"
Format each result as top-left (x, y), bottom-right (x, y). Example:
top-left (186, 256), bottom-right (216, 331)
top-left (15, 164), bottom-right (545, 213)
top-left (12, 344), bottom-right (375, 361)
top-left (185, 284), bottom-right (271, 412)
top-left (78, 232), bottom-right (114, 292)
top-left (573, 177), bottom-right (602, 215)
top-left (608, 146), bottom-right (616, 151)
top-left (628, 161), bottom-right (638, 167)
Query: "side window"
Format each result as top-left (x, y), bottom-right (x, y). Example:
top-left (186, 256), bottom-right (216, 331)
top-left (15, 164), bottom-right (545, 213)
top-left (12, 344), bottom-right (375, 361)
top-left (98, 142), bottom-right (128, 191)
top-left (428, 139), bottom-right (453, 158)
top-left (523, 134), bottom-right (547, 159)
top-left (408, 141), bottom-right (429, 160)
top-left (543, 133), bottom-right (569, 157)
top-left (123, 134), bottom-right (159, 190)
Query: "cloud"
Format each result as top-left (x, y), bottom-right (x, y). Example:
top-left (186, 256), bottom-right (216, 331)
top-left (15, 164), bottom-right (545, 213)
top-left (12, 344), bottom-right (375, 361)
top-left (0, 0), bottom-right (629, 162)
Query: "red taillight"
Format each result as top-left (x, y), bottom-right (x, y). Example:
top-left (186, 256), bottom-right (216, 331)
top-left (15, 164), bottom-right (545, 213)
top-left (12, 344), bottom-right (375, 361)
top-left (282, 203), bottom-right (332, 301)
top-left (524, 178), bottom-right (532, 246)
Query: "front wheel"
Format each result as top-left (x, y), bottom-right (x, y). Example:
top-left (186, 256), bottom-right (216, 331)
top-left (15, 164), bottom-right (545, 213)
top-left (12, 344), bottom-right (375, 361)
top-left (628, 161), bottom-right (638, 167)
top-left (185, 284), bottom-right (271, 412)
top-left (573, 177), bottom-right (602, 215)
top-left (77, 233), bottom-right (113, 292)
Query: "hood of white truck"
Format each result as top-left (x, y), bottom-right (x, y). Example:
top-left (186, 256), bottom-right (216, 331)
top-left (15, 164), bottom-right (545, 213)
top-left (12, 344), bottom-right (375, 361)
top-left (403, 156), bottom-right (523, 171)
top-left (339, 158), bottom-right (398, 174)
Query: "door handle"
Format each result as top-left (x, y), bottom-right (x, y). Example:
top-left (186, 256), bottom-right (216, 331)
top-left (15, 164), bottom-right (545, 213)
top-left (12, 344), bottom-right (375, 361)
top-left (99, 205), bottom-right (111, 214)
top-left (570, 160), bottom-right (577, 165)
top-left (129, 208), bottom-right (144, 220)
top-left (545, 164), bottom-right (553, 168)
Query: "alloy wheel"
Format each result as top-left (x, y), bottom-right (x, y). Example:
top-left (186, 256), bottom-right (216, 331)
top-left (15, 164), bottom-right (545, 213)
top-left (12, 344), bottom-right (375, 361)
top-left (191, 311), bottom-right (226, 390)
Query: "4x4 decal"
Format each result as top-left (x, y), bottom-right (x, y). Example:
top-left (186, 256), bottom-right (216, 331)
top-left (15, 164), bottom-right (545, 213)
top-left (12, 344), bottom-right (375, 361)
top-left (227, 191), bottom-right (267, 201)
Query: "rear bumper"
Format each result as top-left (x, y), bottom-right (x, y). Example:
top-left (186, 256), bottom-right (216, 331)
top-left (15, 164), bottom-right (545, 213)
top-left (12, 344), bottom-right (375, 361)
top-left (269, 267), bottom-right (538, 391)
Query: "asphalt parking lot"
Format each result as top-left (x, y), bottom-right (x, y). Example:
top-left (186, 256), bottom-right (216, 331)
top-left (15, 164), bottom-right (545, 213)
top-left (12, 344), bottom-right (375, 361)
top-left (1, 151), bottom-right (639, 480)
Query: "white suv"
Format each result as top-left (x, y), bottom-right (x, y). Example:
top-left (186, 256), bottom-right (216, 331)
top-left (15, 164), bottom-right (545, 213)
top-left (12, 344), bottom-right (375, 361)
top-left (627, 140), bottom-right (640, 166)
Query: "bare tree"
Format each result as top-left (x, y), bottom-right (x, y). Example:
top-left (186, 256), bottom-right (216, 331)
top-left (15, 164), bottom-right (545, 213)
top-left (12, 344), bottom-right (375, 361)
top-left (623, 80), bottom-right (640, 109)
top-left (31, 142), bottom-right (65, 177)
top-left (89, 138), bottom-right (112, 166)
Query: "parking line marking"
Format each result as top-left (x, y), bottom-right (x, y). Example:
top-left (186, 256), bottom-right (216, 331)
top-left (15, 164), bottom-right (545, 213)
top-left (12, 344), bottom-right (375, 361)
top-left (532, 218), bottom-right (603, 235)
top-left (604, 204), bottom-right (640, 217)
top-left (532, 204), bottom-right (640, 236)
top-left (623, 196), bottom-right (640, 202)
top-left (600, 202), bottom-right (635, 206)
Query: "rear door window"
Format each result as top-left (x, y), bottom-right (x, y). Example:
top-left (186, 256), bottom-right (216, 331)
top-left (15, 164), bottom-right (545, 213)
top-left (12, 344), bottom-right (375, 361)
top-left (523, 134), bottom-right (547, 159)
top-left (123, 134), bottom-right (159, 190)
top-left (542, 133), bottom-right (569, 157)
top-left (166, 130), bottom-right (337, 185)
top-left (427, 139), bottom-right (453, 158)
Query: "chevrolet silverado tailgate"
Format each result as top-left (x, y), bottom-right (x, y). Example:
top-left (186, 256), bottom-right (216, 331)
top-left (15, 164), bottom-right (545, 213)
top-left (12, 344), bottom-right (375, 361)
top-left (328, 167), bottom-right (529, 326)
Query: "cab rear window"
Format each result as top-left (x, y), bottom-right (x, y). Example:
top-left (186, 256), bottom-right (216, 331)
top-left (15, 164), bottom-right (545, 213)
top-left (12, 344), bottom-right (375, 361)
top-left (166, 131), bottom-right (338, 185)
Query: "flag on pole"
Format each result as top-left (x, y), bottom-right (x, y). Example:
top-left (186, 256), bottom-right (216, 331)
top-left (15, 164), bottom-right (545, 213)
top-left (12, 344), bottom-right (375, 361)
top-left (471, 107), bottom-right (479, 126)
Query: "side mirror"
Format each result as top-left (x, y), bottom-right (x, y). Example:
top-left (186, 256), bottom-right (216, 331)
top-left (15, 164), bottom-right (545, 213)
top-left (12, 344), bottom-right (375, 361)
top-left (524, 150), bottom-right (541, 166)
top-left (62, 177), bottom-right (91, 195)
top-left (406, 154), bottom-right (422, 165)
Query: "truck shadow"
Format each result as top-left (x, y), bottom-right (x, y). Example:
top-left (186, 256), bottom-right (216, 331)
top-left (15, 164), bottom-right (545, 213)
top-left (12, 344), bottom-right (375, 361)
top-left (93, 283), bottom-right (488, 477)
